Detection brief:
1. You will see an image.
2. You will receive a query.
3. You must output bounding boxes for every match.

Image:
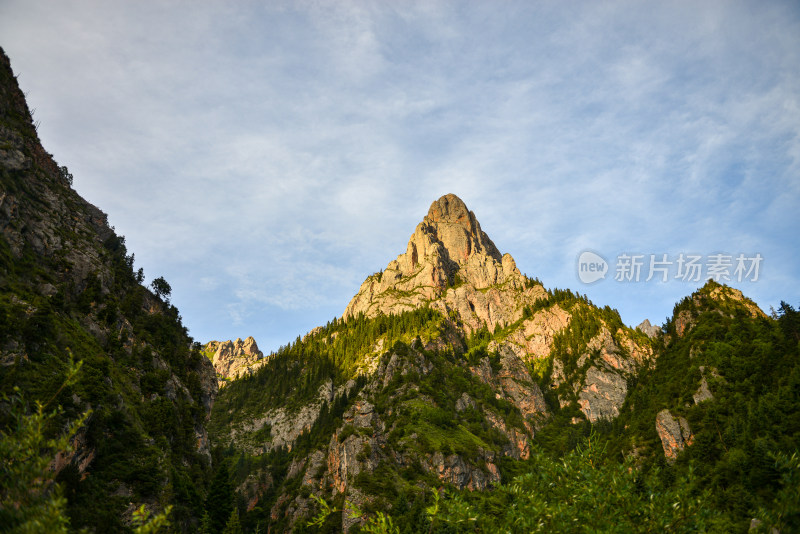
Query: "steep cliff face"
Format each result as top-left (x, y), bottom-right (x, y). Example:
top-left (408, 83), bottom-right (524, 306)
top-left (469, 345), bottom-right (548, 433)
top-left (0, 48), bottom-right (215, 531)
top-left (655, 409), bottom-right (693, 463)
top-left (204, 336), bottom-right (266, 383)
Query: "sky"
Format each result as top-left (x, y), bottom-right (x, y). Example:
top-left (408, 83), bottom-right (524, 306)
top-left (1, 0), bottom-right (798, 352)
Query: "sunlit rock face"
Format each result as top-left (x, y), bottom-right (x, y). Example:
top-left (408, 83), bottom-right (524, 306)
top-left (205, 336), bottom-right (266, 383)
top-left (344, 194), bottom-right (528, 332)
top-left (656, 409), bottom-right (693, 463)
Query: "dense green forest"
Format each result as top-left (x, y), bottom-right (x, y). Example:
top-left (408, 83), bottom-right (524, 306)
top-left (0, 226), bottom-right (214, 531)
top-left (300, 295), bottom-right (799, 533)
top-left (6, 261), bottom-right (797, 532)
top-left (203, 286), bottom-right (799, 533)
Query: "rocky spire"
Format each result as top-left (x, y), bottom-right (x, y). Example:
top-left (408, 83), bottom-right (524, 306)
top-left (205, 336), bottom-right (266, 384)
top-left (421, 193), bottom-right (501, 265)
top-left (344, 194), bottom-right (525, 321)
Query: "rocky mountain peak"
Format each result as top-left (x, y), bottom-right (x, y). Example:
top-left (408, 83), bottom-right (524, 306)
top-left (421, 193), bottom-right (502, 265)
top-left (636, 319), bottom-right (661, 338)
top-left (426, 193), bottom-right (469, 221)
top-left (344, 194), bottom-right (529, 328)
top-left (204, 336), bottom-right (266, 384)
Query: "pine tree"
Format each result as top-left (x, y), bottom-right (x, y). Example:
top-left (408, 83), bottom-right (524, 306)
top-left (222, 508), bottom-right (243, 534)
top-left (204, 461), bottom-right (233, 534)
top-left (0, 357), bottom-right (88, 533)
top-left (199, 511), bottom-right (212, 534)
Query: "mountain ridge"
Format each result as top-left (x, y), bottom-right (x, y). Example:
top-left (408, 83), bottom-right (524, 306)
top-left (205, 195), bottom-right (663, 530)
top-left (203, 191), bottom-right (799, 532)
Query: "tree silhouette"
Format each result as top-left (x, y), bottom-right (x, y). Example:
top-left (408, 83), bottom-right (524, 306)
top-left (205, 461), bottom-right (233, 534)
top-left (151, 276), bottom-right (172, 301)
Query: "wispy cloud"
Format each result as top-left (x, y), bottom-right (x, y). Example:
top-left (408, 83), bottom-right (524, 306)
top-left (1, 0), bottom-right (798, 348)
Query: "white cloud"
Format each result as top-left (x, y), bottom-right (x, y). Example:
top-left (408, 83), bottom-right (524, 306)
top-left (1, 0), bottom-right (798, 347)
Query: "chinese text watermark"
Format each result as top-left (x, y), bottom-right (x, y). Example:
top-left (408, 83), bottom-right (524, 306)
top-left (577, 251), bottom-right (763, 284)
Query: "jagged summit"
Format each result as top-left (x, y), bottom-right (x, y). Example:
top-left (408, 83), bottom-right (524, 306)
top-left (203, 336), bottom-right (266, 384)
top-left (423, 193), bottom-right (502, 264)
top-left (344, 194), bottom-right (532, 329)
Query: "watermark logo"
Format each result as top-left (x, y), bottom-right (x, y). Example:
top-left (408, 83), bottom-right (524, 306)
top-left (577, 251), bottom-right (609, 284)
top-left (576, 251), bottom-right (763, 284)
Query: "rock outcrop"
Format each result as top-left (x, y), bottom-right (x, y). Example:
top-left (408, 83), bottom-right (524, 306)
top-left (636, 319), bottom-right (661, 338)
top-left (228, 381), bottom-right (335, 454)
top-left (548, 324), bottom-right (654, 423)
top-left (575, 327), bottom-right (649, 422)
top-left (577, 365), bottom-right (628, 423)
top-left (49, 425), bottom-right (95, 480)
top-left (196, 354), bottom-right (219, 414)
top-left (675, 310), bottom-right (696, 338)
top-left (423, 451), bottom-right (501, 491)
top-left (693, 366), bottom-right (716, 404)
top-left (470, 345), bottom-right (549, 434)
top-left (655, 409), bottom-right (693, 463)
top-left (492, 303), bottom-right (571, 360)
top-left (205, 336), bottom-right (266, 383)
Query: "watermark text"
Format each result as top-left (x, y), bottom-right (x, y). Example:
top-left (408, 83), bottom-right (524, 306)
top-left (577, 251), bottom-right (762, 284)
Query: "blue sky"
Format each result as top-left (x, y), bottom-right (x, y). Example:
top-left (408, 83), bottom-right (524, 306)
top-left (2, 1), bottom-right (798, 351)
